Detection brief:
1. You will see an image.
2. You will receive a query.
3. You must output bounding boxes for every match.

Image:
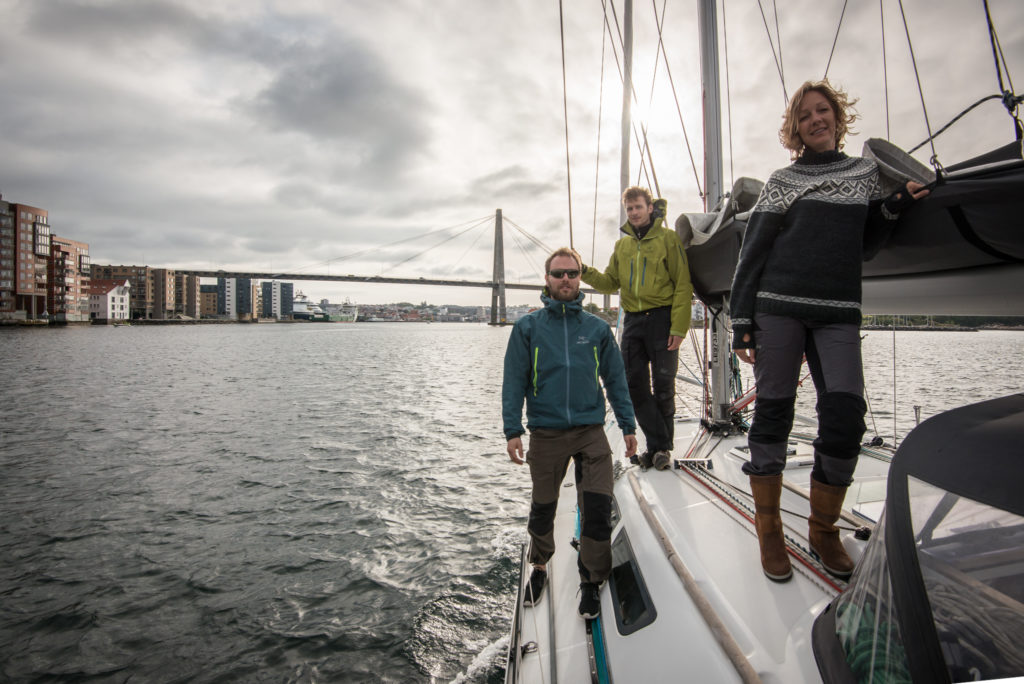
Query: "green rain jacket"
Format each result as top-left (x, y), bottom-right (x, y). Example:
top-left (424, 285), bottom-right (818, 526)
top-left (582, 198), bottom-right (693, 338)
top-left (502, 291), bottom-right (636, 441)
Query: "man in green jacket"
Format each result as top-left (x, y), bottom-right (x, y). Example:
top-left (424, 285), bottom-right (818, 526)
top-left (582, 186), bottom-right (693, 471)
top-left (503, 247), bottom-right (637, 620)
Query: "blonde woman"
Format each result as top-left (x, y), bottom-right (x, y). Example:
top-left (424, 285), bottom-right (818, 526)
top-left (730, 80), bottom-right (928, 582)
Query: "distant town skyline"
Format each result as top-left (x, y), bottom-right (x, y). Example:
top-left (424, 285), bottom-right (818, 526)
top-left (2, 1), bottom-right (1021, 306)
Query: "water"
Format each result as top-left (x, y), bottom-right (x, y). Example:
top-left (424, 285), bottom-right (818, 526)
top-left (1, 323), bottom-right (1022, 682)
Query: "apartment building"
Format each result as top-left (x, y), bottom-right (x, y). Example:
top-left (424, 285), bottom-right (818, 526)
top-left (174, 273), bottom-right (201, 319)
top-left (49, 235), bottom-right (91, 322)
top-left (200, 284), bottom-right (218, 318)
top-left (0, 199), bottom-right (51, 320)
top-left (260, 280), bottom-right (294, 319)
top-left (0, 199), bottom-right (13, 317)
top-left (217, 277), bottom-right (258, 320)
top-left (151, 268), bottom-right (176, 319)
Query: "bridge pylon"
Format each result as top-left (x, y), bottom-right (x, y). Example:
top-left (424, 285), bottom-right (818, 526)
top-left (489, 209), bottom-right (508, 326)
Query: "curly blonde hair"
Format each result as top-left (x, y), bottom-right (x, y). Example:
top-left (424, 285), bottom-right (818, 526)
top-left (779, 80), bottom-right (859, 159)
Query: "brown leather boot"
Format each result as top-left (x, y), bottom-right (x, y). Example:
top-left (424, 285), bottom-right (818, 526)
top-left (749, 474), bottom-right (792, 582)
top-left (809, 479), bottom-right (854, 578)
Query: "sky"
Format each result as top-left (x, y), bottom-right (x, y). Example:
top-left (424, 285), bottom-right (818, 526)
top-left (2, 0), bottom-right (1022, 307)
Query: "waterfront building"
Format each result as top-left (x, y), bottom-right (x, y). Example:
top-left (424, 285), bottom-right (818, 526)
top-left (261, 281), bottom-right (294, 319)
top-left (90, 265), bottom-right (156, 319)
top-left (0, 198), bottom-right (14, 318)
top-left (1, 198), bottom-right (50, 320)
top-left (90, 279), bottom-right (131, 321)
top-left (151, 268), bottom-right (177, 319)
top-left (174, 273), bottom-right (201, 319)
top-left (49, 235), bottom-right (91, 322)
top-left (200, 284), bottom-right (218, 318)
top-left (217, 277), bottom-right (257, 320)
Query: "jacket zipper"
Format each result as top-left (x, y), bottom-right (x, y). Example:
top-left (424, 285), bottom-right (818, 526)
top-left (562, 304), bottom-right (572, 423)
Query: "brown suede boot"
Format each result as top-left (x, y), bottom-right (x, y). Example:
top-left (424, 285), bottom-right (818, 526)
top-left (809, 479), bottom-right (854, 578)
top-left (749, 474), bottom-right (792, 582)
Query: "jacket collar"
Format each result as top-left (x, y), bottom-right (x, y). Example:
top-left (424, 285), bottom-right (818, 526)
top-left (540, 290), bottom-right (585, 316)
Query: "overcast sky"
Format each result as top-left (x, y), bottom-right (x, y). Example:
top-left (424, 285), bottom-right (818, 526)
top-left (2, 0), bottom-right (1021, 306)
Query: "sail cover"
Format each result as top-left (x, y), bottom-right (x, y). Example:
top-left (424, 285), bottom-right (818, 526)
top-left (680, 141), bottom-right (1024, 315)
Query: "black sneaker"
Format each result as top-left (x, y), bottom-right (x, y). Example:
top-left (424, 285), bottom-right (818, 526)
top-left (653, 450), bottom-right (672, 470)
top-left (578, 582), bottom-right (600, 619)
top-left (523, 568), bottom-right (547, 606)
top-left (638, 451), bottom-right (654, 469)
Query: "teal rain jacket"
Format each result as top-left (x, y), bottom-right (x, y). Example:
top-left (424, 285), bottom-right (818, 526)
top-left (502, 291), bottom-right (636, 441)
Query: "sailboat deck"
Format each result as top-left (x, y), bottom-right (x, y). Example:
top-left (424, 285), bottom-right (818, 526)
top-left (513, 417), bottom-right (890, 683)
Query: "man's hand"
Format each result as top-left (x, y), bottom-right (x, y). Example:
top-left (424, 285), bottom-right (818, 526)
top-left (623, 435), bottom-right (638, 460)
top-left (507, 437), bottom-right (525, 464)
top-left (734, 333), bottom-right (755, 364)
top-left (667, 335), bottom-right (683, 351)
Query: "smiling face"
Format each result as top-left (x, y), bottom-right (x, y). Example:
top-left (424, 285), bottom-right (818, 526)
top-left (797, 90), bottom-right (838, 154)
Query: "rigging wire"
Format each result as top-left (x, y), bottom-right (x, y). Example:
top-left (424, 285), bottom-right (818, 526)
top-left (558, 0), bottom-right (576, 249)
top-left (756, 0), bottom-right (787, 102)
top-left (651, 0), bottom-right (703, 198)
top-left (983, 0), bottom-right (1023, 135)
top-left (591, 0), bottom-right (610, 274)
top-left (604, 0), bottom-right (660, 196)
top-left (908, 2), bottom-right (1022, 153)
top-left (880, 0), bottom-right (891, 139)
top-left (896, 0), bottom-right (939, 167)
top-left (822, 0), bottom-right (849, 81)
top-left (722, 0), bottom-right (735, 191)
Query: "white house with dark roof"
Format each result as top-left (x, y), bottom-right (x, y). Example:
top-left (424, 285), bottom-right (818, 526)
top-left (90, 279), bottom-right (131, 321)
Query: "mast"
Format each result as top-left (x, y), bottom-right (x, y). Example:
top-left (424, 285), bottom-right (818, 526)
top-left (620, 0), bottom-right (633, 226)
top-left (698, 0), bottom-right (733, 425)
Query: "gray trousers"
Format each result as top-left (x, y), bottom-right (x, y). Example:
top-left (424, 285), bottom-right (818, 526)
top-left (743, 313), bottom-right (866, 486)
top-left (526, 425), bottom-right (614, 584)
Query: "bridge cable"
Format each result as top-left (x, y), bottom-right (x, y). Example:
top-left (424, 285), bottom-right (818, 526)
top-left (821, 0), bottom-right (849, 82)
top-left (505, 217), bottom-right (554, 255)
top-left (279, 216), bottom-right (492, 275)
top-left (381, 217), bottom-right (491, 274)
top-left (558, 0), bottom-right (576, 249)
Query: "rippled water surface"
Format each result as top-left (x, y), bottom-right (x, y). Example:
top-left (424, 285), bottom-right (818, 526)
top-left (1, 323), bottom-right (1021, 682)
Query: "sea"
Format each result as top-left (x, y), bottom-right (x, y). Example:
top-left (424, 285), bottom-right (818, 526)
top-left (1, 322), bottom-right (1022, 683)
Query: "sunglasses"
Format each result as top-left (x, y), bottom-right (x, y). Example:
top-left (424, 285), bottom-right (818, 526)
top-left (548, 269), bottom-right (581, 279)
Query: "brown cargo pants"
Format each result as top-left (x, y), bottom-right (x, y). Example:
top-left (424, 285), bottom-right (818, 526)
top-left (526, 424), bottom-right (614, 584)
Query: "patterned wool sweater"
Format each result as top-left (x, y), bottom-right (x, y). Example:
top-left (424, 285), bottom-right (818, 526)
top-left (730, 149), bottom-right (907, 349)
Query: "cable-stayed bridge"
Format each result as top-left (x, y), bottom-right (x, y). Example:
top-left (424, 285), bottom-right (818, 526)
top-left (177, 211), bottom-right (603, 325)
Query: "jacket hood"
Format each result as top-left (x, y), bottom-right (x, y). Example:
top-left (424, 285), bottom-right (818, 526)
top-left (620, 197), bottom-right (668, 238)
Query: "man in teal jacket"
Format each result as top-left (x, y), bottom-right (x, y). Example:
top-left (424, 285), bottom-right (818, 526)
top-left (503, 247), bottom-right (637, 620)
top-left (582, 186), bottom-right (693, 471)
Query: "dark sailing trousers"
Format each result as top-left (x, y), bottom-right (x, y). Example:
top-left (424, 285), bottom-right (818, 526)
top-left (743, 314), bottom-right (867, 486)
top-left (526, 425), bottom-right (614, 584)
top-left (621, 306), bottom-right (678, 453)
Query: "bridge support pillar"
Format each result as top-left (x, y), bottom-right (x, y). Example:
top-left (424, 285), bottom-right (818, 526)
top-left (490, 209), bottom-right (508, 326)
